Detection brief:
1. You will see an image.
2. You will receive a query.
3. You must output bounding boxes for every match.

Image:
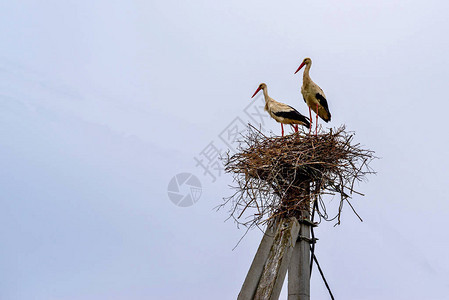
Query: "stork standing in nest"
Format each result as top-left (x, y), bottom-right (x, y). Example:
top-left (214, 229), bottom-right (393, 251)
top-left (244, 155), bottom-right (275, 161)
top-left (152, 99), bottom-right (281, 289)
top-left (295, 58), bottom-right (331, 135)
top-left (252, 83), bottom-right (310, 136)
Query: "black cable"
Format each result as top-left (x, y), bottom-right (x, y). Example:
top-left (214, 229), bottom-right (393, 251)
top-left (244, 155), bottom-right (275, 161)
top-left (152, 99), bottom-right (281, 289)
top-left (309, 247), bottom-right (335, 300)
top-left (309, 200), bottom-right (318, 275)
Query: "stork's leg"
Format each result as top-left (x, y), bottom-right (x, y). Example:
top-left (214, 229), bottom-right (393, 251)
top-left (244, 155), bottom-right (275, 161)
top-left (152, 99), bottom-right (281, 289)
top-left (315, 104), bottom-right (319, 136)
top-left (308, 107), bottom-right (312, 133)
top-left (281, 123), bottom-right (284, 136)
top-left (294, 124), bottom-right (298, 132)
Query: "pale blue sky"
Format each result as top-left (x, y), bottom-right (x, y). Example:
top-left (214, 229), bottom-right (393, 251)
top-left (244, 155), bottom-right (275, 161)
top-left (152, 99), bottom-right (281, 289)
top-left (1, 1), bottom-right (449, 299)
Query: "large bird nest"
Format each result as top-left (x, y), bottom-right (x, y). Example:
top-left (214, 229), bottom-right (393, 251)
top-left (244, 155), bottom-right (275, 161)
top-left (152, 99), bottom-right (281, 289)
top-left (220, 125), bottom-right (376, 229)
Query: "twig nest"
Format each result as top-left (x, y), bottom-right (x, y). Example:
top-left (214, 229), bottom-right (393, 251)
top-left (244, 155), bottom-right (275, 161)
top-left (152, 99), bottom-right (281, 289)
top-left (221, 125), bottom-right (376, 228)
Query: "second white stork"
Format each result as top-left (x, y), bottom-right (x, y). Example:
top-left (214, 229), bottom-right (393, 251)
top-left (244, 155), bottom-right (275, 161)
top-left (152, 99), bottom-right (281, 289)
top-left (295, 57), bottom-right (331, 135)
top-left (252, 83), bottom-right (310, 136)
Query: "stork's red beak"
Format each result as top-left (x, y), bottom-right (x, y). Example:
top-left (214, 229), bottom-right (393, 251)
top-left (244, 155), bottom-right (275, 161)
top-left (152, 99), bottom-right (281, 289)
top-left (251, 86), bottom-right (262, 98)
top-left (294, 62), bottom-right (306, 74)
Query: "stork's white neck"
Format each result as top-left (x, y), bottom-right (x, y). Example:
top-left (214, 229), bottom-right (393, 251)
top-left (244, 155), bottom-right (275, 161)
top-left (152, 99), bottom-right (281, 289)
top-left (261, 87), bottom-right (271, 111)
top-left (303, 62), bottom-right (312, 82)
top-left (262, 86), bottom-right (269, 100)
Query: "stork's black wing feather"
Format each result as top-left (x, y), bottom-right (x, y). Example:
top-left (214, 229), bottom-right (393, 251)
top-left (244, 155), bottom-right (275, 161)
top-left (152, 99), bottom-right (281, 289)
top-left (315, 93), bottom-right (330, 114)
top-left (273, 108), bottom-right (311, 128)
top-left (315, 93), bottom-right (331, 121)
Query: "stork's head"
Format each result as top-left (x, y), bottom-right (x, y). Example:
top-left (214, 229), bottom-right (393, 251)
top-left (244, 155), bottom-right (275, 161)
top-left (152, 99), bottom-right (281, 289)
top-left (294, 57), bottom-right (311, 74)
top-left (251, 83), bottom-right (267, 98)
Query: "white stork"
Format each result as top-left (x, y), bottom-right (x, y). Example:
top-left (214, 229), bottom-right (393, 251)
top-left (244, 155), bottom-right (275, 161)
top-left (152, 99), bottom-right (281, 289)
top-left (295, 58), bottom-right (331, 135)
top-left (252, 83), bottom-right (310, 136)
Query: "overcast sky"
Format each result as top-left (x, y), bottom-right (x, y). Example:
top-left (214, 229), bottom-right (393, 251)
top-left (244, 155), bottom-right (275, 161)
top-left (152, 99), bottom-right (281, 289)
top-left (1, 1), bottom-right (449, 299)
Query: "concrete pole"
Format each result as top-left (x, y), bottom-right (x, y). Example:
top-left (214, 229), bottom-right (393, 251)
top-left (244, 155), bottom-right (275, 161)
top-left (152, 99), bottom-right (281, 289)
top-left (288, 215), bottom-right (311, 299)
top-left (253, 217), bottom-right (300, 300)
top-left (288, 181), bottom-right (311, 300)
